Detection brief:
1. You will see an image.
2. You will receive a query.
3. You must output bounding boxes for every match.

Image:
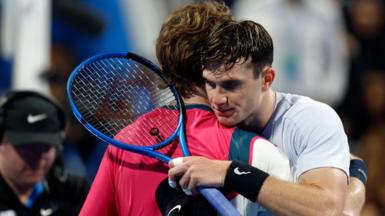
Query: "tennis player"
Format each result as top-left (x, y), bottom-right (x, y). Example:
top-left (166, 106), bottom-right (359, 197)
top-left (168, 19), bottom-right (367, 215)
top-left (79, 2), bottom-right (290, 216)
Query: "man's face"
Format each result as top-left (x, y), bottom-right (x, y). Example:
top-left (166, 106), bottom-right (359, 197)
top-left (0, 139), bottom-right (56, 188)
top-left (203, 60), bottom-right (265, 127)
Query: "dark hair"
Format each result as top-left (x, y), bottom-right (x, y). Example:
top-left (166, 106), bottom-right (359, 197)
top-left (202, 20), bottom-right (274, 77)
top-left (156, 1), bottom-right (234, 97)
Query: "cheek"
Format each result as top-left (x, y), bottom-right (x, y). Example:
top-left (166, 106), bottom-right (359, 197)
top-left (1, 154), bottom-right (24, 177)
top-left (2, 146), bottom-right (24, 166)
top-left (239, 91), bottom-right (261, 113)
top-left (206, 92), bottom-right (213, 102)
top-left (231, 90), bottom-right (252, 106)
top-left (206, 89), bottom-right (215, 102)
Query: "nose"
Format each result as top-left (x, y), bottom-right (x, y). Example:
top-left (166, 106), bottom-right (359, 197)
top-left (26, 150), bottom-right (53, 170)
top-left (210, 88), bottom-right (228, 108)
top-left (16, 145), bottom-right (53, 165)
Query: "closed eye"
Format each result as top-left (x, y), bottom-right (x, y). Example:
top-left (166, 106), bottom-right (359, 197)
top-left (205, 80), bottom-right (216, 89)
top-left (220, 80), bottom-right (243, 91)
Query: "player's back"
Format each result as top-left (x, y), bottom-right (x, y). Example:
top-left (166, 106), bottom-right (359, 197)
top-left (81, 105), bottom-right (237, 215)
top-left (114, 105), bottom-right (235, 215)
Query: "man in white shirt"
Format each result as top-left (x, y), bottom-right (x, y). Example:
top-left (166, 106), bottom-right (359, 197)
top-left (168, 19), bottom-right (366, 216)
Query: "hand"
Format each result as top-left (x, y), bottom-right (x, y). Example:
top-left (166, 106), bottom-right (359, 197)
top-left (168, 156), bottom-right (232, 195)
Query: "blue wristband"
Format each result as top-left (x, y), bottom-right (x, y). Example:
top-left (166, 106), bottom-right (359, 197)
top-left (349, 159), bottom-right (368, 184)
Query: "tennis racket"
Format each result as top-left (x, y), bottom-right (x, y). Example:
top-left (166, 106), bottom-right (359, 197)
top-left (67, 52), bottom-right (240, 216)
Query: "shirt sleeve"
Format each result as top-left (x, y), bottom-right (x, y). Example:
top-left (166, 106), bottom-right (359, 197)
top-left (287, 102), bottom-right (350, 181)
top-left (79, 146), bottom-right (118, 216)
top-left (250, 137), bottom-right (291, 181)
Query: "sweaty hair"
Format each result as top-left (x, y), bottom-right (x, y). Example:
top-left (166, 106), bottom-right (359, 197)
top-left (202, 20), bottom-right (274, 77)
top-left (156, 1), bottom-right (234, 97)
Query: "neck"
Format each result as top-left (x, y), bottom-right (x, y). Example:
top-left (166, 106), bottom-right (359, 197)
top-left (240, 90), bottom-right (276, 133)
top-left (183, 95), bottom-right (209, 105)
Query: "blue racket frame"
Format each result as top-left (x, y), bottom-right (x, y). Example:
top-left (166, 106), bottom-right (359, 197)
top-left (67, 52), bottom-right (189, 163)
top-left (67, 52), bottom-right (241, 216)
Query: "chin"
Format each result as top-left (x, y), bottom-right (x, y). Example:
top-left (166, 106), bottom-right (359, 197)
top-left (18, 179), bottom-right (41, 189)
top-left (26, 176), bottom-right (44, 184)
top-left (23, 172), bottom-right (46, 183)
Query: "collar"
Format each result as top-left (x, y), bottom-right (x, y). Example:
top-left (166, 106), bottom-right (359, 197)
top-left (185, 104), bottom-right (213, 112)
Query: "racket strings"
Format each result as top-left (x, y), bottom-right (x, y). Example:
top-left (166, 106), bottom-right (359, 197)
top-left (71, 57), bottom-right (180, 147)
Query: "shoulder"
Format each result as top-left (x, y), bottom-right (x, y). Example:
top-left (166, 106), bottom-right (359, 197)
top-left (46, 166), bottom-right (90, 196)
top-left (278, 93), bottom-right (343, 130)
top-left (272, 93), bottom-right (347, 153)
top-left (228, 128), bottom-right (260, 163)
top-left (44, 171), bottom-right (90, 215)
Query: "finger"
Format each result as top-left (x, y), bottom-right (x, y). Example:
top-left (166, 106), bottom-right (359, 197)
top-left (178, 168), bottom-right (190, 189)
top-left (168, 160), bottom-right (189, 190)
top-left (168, 157), bottom-right (185, 189)
top-left (187, 176), bottom-right (199, 195)
top-left (180, 170), bottom-right (193, 196)
top-left (168, 178), bottom-right (178, 189)
top-left (168, 163), bottom-right (181, 189)
top-left (169, 162), bottom-right (188, 179)
top-left (169, 157), bottom-right (184, 168)
top-left (182, 188), bottom-right (193, 196)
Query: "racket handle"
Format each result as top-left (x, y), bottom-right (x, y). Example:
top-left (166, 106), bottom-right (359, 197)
top-left (199, 188), bottom-right (241, 216)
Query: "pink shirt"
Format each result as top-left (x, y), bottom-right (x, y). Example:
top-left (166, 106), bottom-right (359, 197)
top-left (80, 105), bottom-right (259, 216)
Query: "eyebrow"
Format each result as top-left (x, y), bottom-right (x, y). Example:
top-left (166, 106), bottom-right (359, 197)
top-left (203, 76), bottom-right (243, 84)
top-left (203, 77), bottom-right (245, 91)
top-left (221, 79), bottom-right (243, 86)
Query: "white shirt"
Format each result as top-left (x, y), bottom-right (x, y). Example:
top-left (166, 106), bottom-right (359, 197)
top-left (262, 92), bottom-right (350, 181)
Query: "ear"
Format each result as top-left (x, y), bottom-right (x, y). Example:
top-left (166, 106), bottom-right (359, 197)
top-left (261, 67), bottom-right (275, 91)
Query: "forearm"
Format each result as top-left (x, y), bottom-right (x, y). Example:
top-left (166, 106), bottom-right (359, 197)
top-left (169, 157), bottom-right (348, 216)
top-left (224, 162), bottom-right (347, 216)
top-left (342, 177), bottom-right (366, 216)
top-left (258, 157), bottom-right (366, 216)
top-left (258, 177), bottom-right (346, 216)
top-left (342, 157), bottom-right (367, 216)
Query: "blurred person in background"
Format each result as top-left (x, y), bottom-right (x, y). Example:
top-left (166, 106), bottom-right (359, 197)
top-left (233, 0), bottom-right (348, 108)
top-left (343, 0), bottom-right (385, 66)
top-left (338, 2), bottom-right (385, 213)
top-left (353, 69), bottom-right (385, 215)
top-left (1, 0), bottom-right (108, 180)
top-left (42, 43), bottom-right (106, 180)
top-left (0, 90), bottom-right (89, 215)
top-left (359, 129), bottom-right (385, 216)
top-left (50, 0), bottom-right (146, 181)
top-left (339, 0), bottom-right (385, 140)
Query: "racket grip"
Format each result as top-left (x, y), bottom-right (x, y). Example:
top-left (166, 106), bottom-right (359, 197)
top-left (199, 188), bottom-right (241, 216)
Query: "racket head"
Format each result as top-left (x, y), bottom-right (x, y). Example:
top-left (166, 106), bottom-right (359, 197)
top-left (68, 52), bottom-right (241, 216)
top-left (67, 52), bottom-right (187, 161)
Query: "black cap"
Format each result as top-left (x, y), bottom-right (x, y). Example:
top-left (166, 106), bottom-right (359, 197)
top-left (3, 96), bottom-right (64, 148)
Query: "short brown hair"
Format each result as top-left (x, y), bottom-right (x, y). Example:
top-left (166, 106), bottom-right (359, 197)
top-left (156, 1), bottom-right (234, 97)
top-left (202, 20), bottom-right (274, 77)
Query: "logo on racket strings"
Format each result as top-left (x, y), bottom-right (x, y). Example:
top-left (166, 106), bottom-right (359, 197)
top-left (149, 127), bottom-right (164, 142)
